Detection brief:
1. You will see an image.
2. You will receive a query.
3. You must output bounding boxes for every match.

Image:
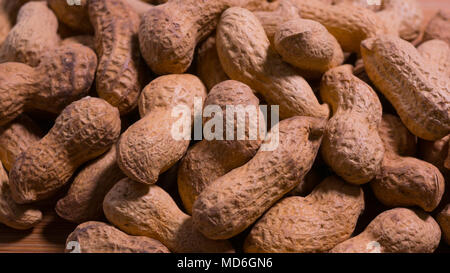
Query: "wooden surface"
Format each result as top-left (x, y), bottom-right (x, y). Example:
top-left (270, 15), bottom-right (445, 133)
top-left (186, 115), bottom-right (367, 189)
top-left (1, 0), bottom-right (449, 253)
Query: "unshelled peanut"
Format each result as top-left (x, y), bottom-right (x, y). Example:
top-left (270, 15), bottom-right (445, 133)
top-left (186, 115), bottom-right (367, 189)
top-left (104, 178), bottom-right (234, 253)
top-left (331, 208), bottom-right (441, 253)
top-left (9, 97), bottom-right (121, 204)
top-left (216, 7), bottom-right (329, 119)
top-left (244, 176), bottom-right (364, 253)
top-left (193, 116), bottom-right (325, 239)
top-left (66, 221), bottom-right (170, 253)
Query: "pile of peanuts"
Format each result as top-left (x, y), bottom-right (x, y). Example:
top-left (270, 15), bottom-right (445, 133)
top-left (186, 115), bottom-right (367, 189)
top-left (0, 0), bottom-right (449, 253)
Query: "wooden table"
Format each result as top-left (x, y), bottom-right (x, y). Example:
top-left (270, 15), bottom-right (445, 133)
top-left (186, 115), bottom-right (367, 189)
top-left (0, 0), bottom-right (449, 253)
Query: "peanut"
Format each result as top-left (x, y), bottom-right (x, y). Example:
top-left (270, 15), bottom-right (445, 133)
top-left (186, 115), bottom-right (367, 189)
top-left (274, 19), bottom-right (344, 78)
top-left (192, 116), bottom-right (325, 239)
top-left (48, 0), bottom-right (93, 34)
top-left (371, 114), bottom-right (445, 212)
top-left (331, 208), bottom-right (441, 253)
top-left (0, 114), bottom-right (42, 171)
top-left (0, 43), bottom-right (97, 126)
top-left (417, 39), bottom-right (450, 78)
top-left (290, 0), bottom-right (390, 53)
top-left (56, 145), bottom-right (125, 223)
top-left (437, 204), bottom-right (450, 245)
top-left (178, 80), bottom-right (263, 214)
top-left (89, 0), bottom-right (146, 115)
top-left (361, 35), bottom-right (450, 141)
top-left (9, 97), bottom-right (121, 204)
top-left (418, 135), bottom-right (450, 175)
top-left (196, 35), bottom-right (229, 91)
top-left (0, 161), bottom-right (42, 230)
top-left (216, 7), bottom-right (329, 119)
top-left (319, 65), bottom-right (384, 184)
top-left (244, 176), bottom-right (364, 253)
top-left (0, 1), bottom-right (60, 66)
top-left (66, 221), bottom-right (170, 253)
top-left (424, 11), bottom-right (450, 45)
top-left (103, 178), bottom-right (235, 253)
top-left (117, 74), bottom-right (206, 185)
top-left (139, 0), bottom-right (233, 75)
top-left (335, 0), bottom-right (423, 41)
top-left (253, 0), bottom-right (300, 45)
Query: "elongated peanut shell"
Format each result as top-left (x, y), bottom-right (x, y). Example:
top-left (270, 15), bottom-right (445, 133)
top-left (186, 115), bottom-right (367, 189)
top-left (216, 7), bottom-right (329, 119)
top-left (291, 0), bottom-right (389, 53)
top-left (192, 116), bottom-right (325, 239)
top-left (0, 43), bottom-right (98, 126)
top-left (178, 80), bottom-right (263, 214)
top-left (274, 19), bottom-right (344, 75)
top-left (0, 161), bottom-right (42, 230)
top-left (66, 221), bottom-right (170, 253)
top-left (104, 178), bottom-right (234, 253)
top-left (331, 208), bottom-right (441, 253)
top-left (9, 97), bottom-right (121, 204)
top-left (56, 145), bottom-right (125, 223)
top-left (196, 35), bottom-right (229, 91)
top-left (371, 114), bottom-right (445, 212)
top-left (139, 0), bottom-right (231, 74)
top-left (89, 0), bottom-right (145, 114)
top-left (118, 74), bottom-right (207, 185)
top-left (320, 65), bottom-right (384, 184)
top-left (245, 176), bottom-right (364, 253)
top-left (0, 1), bottom-right (60, 66)
top-left (417, 39), bottom-right (450, 78)
top-left (361, 35), bottom-right (450, 141)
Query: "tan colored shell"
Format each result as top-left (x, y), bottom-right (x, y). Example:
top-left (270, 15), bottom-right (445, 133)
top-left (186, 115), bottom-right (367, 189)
top-left (253, 0), bottom-right (300, 45)
top-left (9, 97), bottom-right (121, 204)
top-left (118, 74), bottom-right (207, 185)
top-left (419, 135), bottom-right (450, 174)
top-left (376, 0), bottom-right (423, 41)
top-left (371, 114), bottom-right (445, 212)
top-left (331, 208), bottom-right (441, 253)
top-left (216, 7), bottom-right (329, 120)
top-left (124, 0), bottom-right (153, 17)
top-left (0, 114), bottom-right (42, 171)
top-left (0, 43), bottom-right (97, 126)
top-left (361, 35), bottom-right (450, 141)
top-left (424, 11), bottom-right (450, 45)
top-left (139, 0), bottom-right (232, 75)
top-left (56, 146), bottom-right (125, 223)
top-left (336, 0), bottom-right (423, 41)
top-left (47, 0), bottom-right (93, 34)
top-left (0, 0), bottom-right (12, 46)
top-left (66, 221), bottom-right (170, 253)
top-left (319, 65), bottom-right (384, 184)
top-left (437, 204), bottom-right (450, 245)
top-left (0, 161), bottom-right (42, 230)
top-left (290, 0), bottom-right (390, 53)
top-left (103, 178), bottom-right (234, 253)
top-left (178, 80), bottom-right (263, 214)
top-left (196, 35), bottom-right (229, 91)
top-left (417, 39), bottom-right (450, 78)
top-left (244, 176), bottom-right (364, 253)
top-left (192, 116), bottom-right (325, 240)
top-left (89, 0), bottom-right (145, 115)
top-left (274, 19), bottom-right (344, 78)
top-left (0, 1), bottom-right (60, 66)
